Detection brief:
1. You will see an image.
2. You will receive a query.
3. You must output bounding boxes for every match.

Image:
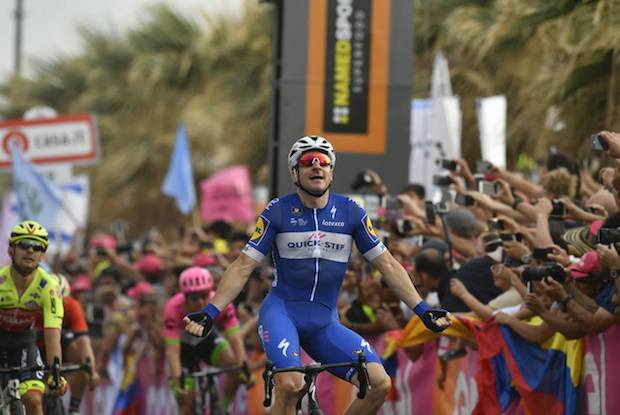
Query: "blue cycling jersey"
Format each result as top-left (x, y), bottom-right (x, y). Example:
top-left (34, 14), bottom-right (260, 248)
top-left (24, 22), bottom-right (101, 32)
top-left (243, 193), bottom-right (386, 309)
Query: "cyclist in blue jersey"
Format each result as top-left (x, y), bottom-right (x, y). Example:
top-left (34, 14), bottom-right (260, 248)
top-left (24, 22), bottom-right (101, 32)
top-left (185, 136), bottom-right (450, 414)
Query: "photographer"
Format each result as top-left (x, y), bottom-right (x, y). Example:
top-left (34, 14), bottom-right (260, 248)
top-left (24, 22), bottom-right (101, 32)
top-left (449, 264), bottom-right (524, 321)
top-left (532, 250), bottom-right (617, 336)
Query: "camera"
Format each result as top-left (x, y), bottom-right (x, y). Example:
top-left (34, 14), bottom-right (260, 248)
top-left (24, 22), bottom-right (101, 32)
top-left (441, 159), bottom-right (458, 171)
top-left (551, 200), bottom-right (566, 217)
top-left (522, 263), bottom-right (566, 284)
top-left (598, 227), bottom-right (620, 245)
top-left (478, 180), bottom-right (499, 195)
top-left (351, 171), bottom-right (373, 191)
top-left (591, 134), bottom-right (609, 151)
top-left (499, 233), bottom-right (514, 242)
top-left (96, 247), bottom-right (108, 256)
top-left (488, 218), bottom-right (505, 231)
top-left (433, 175), bottom-right (453, 187)
top-left (454, 193), bottom-right (475, 207)
top-left (394, 218), bottom-right (415, 236)
top-left (476, 160), bottom-right (493, 174)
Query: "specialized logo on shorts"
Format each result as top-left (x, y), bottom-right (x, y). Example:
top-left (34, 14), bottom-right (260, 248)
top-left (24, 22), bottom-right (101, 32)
top-left (360, 340), bottom-right (373, 354)
top-left (278, 338), bottom-right (290, 357)
top-left (363, 216), bottom-right (378, 240)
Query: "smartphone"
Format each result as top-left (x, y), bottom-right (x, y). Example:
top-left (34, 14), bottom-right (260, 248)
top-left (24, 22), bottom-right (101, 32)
top-left (476, 160), bottom-right (493, 174)
top-left (499, 233), bottom-right (515, 242)
top-left (425, 201), bottom-right (436, 225)
top-left (532, 247), bottom-right (553, 260)
top-left (454, 193), bottom-right (475, 207)
top-left (433, 175), bottom-right (453, 187)
top-left (489, 218), bottom-right (505, 231)
top-left (591, 134), bottom-right (609, 151)
top-left (385, 196), bottom-right (402, 211)
top-left (86, 303), bottom-right (106, 323)
top-left (551, 200), bottom-right (567, 217)
top-left (435, 201), bottom-right (450, 214)
top-left (478, 180), bottom-right (499, 195)
top-left (598, 227), bottom-right (620, 245)
top-left (441, 159), bottom-right (458, 171)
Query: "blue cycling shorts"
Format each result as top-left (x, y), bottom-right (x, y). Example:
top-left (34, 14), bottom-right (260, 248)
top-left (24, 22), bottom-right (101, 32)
top-left (257, 293), bottom-right (381, 382)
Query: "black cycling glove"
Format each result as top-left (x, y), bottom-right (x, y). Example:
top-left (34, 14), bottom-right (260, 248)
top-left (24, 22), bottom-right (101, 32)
top-left (413, 301), bottom-right (449, 333)
top-left (185, 303), bottom-right (220, 338)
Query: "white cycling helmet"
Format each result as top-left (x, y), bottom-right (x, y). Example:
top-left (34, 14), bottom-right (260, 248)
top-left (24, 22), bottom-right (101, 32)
top-left (287, 135), bottom-right (336, 172)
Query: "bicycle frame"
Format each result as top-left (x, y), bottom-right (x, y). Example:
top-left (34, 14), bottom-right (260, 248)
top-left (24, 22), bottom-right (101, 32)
top-left (0, 357), bottom-right (92, 415)
top-left (262, 350), bottom-right (370, 414)
top-left (185, 362), bottom-right (250, 415)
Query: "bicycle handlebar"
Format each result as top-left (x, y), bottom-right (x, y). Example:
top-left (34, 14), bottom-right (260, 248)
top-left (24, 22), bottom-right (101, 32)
top-left (186, 361), bottom-right (249, 379)
top-left (262, 350), bottom-right (370, 407)
top-left (0, 358), bottom-right (93, 378)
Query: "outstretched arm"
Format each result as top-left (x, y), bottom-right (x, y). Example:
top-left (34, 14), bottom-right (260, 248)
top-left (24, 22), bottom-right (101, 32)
top-left (184, 252), bottom-right (259, 336)
top-left (371, 250), bottom-right (451, 332)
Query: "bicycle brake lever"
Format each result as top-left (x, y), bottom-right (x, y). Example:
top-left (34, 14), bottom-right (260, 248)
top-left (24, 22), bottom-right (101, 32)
top-left (263, 361), bottom-right (274, 407)
top-left (355, 351), bottom-right (369, 399)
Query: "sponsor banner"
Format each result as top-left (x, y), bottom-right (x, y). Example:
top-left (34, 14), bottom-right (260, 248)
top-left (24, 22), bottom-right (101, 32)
top-left (306, 0), bottom-right (390, 153)
top-left (584, 324), bottom-right (620, 414)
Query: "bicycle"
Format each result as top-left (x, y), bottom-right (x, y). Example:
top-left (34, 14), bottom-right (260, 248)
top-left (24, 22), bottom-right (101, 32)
top-left (43, 357), bottom-right (93, 415)
top-left (263, 350), bottom-right (370, 415)
top-left (0, 361), bottom-right (39, 415)
top-left (183, 362), bottom-right (250, 415)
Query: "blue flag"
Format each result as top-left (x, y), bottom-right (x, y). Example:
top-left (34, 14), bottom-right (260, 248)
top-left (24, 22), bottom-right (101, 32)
top-left (161, 123), bottom-right (196, 215)
top-left (10, 143), bottom-right (63, 228)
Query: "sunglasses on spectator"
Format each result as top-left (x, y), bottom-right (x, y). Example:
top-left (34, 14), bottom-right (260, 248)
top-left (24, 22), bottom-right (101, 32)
top-left (186, 291), bottom-right (210, 301)
top-left (15, 241), bottom-right (46, 252)
top-left (298, 152), bottom-right (332, 168)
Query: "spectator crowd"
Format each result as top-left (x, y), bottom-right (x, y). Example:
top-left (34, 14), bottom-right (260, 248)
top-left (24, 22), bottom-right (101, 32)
top-left (39, 131), bottom-right (620, 413)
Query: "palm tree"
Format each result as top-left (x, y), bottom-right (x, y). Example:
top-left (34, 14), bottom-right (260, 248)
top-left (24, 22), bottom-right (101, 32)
top-left (415, 0), bottom-right (619, 164)
top-left (1, 1), bottom-right (273, 234)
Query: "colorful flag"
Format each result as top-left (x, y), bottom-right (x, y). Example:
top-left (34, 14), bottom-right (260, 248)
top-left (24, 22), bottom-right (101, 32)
top-left (471, 318), bottom-right (584, 415)
top-left (161, 123), bottom-right (196, 215)
top-left (200, 165), bottom-right (255, 223)
top-left (10, 143), bottom-right (63, 227)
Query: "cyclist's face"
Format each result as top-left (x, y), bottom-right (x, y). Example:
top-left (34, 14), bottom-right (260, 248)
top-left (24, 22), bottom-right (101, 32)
top-left (9, 240), bottom-right (45, 274)
top-left (296, 152), bottom-right (333, 193)
top-left (185, 290), bottom-right (211, 311)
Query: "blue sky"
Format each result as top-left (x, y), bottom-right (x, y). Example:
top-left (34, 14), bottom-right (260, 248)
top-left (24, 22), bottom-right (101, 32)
top-left (0, 0), bottom-right (244, 82)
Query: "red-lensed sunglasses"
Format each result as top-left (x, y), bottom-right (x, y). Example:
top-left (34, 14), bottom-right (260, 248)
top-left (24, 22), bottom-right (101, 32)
top-left (298, 152), bottom-right (332, 168)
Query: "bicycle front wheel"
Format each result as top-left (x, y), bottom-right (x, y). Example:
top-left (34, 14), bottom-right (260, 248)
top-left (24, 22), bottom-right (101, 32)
top-left (43, 394), bottom-right (66, 415)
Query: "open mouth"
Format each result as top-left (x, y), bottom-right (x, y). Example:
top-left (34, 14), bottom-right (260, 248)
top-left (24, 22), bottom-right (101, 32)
top-left (310, 175), bottom-right (324, 181)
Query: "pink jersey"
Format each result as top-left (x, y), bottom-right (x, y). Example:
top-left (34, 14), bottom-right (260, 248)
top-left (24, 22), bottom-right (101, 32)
top-left (163, 292), bottom-right (240, 340)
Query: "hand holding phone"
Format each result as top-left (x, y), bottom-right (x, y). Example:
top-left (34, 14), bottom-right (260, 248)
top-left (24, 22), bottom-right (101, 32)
top-left (591, 134), bottom-right (609, 151)
top-left (532, 247), bottom-right (553, 261)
